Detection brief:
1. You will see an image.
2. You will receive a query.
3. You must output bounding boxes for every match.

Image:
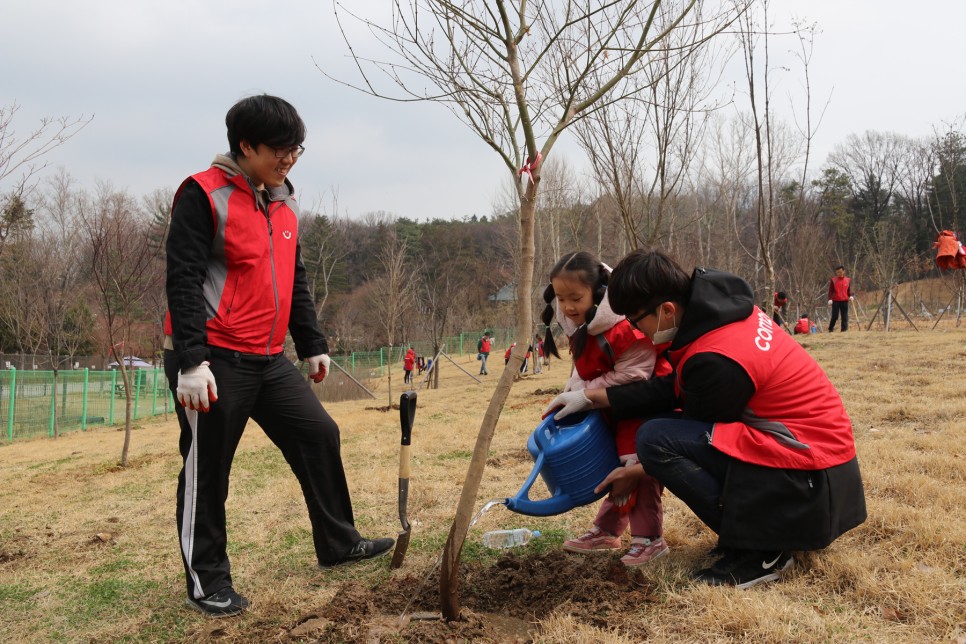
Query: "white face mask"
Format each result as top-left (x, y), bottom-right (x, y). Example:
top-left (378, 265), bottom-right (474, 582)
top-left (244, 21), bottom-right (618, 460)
top-left (650, 305), bottom-right (679, 345)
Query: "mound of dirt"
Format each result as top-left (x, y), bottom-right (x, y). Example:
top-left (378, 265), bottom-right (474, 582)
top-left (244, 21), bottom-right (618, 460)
top-left (531, 387), bottom-right (563, 396)
top-left (264, 551), bottom-right (658, 642)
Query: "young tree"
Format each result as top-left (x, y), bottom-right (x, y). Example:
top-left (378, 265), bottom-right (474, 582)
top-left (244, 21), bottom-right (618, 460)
top-left (370, 222), bottom-right (418, 407)
top-left (733, 0), bottom-right (809, 305)
top-left (81, 185), bottom-right (164, 466)
top-left (329, 0), bottom-right (745, 619)
top-left (300, 190), bottom-right (351, 319)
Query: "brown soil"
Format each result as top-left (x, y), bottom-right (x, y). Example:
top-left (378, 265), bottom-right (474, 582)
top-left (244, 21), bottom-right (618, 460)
top-left (253, 551), bottom-right (656, 642)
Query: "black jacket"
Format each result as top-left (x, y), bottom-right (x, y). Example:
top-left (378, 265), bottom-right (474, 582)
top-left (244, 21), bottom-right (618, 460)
top-left (608, 268), bottom-right (866, 550)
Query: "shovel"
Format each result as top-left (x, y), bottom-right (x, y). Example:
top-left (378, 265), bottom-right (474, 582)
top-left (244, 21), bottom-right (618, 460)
top-left (390, 391), bottom-right (417, 568)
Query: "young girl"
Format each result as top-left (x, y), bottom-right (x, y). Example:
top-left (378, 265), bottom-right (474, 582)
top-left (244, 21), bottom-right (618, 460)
top-left (543, 251), bottom-right (670, 567)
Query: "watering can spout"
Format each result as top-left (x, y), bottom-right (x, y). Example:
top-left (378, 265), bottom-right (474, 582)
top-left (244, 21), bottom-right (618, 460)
top-left (505, 411), bottom-right (619, 517)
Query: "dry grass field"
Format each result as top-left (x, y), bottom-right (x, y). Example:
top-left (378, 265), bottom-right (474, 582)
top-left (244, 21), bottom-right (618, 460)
top-left (1, 328), bottom-right (965, 642)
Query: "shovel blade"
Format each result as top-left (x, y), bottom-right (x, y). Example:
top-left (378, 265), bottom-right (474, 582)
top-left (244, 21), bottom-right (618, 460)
top-left (390, 529), bottom-right (411, 569)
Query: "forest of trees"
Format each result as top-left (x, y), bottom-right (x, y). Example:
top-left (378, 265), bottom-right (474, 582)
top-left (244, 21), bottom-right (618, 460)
top-left (1, 118), bottom-right (964, 368)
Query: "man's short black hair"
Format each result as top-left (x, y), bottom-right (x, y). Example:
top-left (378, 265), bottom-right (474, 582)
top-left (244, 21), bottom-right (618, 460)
top-left (225, 94), bottom-right (306, 156)
top-left (609, 248), bottom-right (691, 316)
top-left (835, 264), bottom-right (845, 271)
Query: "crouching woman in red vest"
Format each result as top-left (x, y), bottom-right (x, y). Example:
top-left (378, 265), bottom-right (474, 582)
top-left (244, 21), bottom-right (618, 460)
top-left (544, 248), bottom-right (866, 589)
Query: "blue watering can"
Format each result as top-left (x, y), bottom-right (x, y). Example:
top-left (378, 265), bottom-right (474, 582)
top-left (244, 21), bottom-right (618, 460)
top-left (505, 410), bottom-right (620, 516)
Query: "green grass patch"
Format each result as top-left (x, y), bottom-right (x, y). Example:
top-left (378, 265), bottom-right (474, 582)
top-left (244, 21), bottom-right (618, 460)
top-left (89, 556), bottom-right (138, 575)
top-left (267, 526), bottom-right (315, 569)
top-left (437, 450), bottom-right (473, 461)
top-left (50, 576), bottom-right (162, 634)
top-left (231, 446), bottom-right (287, 494)
top-left (0, 581), bottom-right (39, 604)
top-left (26, 454), bottom-right (82, 472)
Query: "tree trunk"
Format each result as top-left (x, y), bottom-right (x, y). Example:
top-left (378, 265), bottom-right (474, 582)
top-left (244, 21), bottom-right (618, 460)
top-left (119, 362), bottom-right (131, 467)
top-left (439, 349), bottom-right (524, 620)
top-left (439, 170), bottom-right (541, 619)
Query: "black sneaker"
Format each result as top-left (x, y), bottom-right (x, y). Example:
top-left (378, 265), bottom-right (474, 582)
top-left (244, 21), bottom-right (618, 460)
top-left (318, 537), bottom-right (395, 569)
top-left (186, 587), bottom-right (249, 617)
top-left (694, 549), bottom-right (793, 589)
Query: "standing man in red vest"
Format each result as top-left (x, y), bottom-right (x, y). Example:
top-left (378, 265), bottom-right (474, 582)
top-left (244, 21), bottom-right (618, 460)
top-left (164, 95), bottom-right (393, 617)
top-left (544, 248), bottom-right (866, 590)
top-left (827, 265), bottom-right (854, 332)
top-left (477, 332), bottom-right (491, 375)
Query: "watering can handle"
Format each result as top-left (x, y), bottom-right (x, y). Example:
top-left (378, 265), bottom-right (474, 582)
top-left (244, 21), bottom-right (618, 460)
top-left (532, 415), bottom-right (558, 451)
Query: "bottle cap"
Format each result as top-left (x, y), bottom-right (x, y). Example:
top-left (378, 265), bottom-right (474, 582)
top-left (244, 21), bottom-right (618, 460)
top-left (532, 530), bottom-right (541, 538)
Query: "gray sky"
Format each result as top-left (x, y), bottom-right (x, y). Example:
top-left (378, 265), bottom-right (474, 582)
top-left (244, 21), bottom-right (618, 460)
top-left (2, 0), bottom-right (964, 221)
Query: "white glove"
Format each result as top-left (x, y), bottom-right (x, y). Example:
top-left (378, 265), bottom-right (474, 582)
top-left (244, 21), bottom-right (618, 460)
top-left (306, 354), bottom-right (331, 383)
top-left (849, 295), bottom-right (855, 301)
top-left (542, 390), bottom-right (592, 421)
top-left (827, 299), bottom-right (833, 306)
top-left (177, 361), bottom-right (217, 412)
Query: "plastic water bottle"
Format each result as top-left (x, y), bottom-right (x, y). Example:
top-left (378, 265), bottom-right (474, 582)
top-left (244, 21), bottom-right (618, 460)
top-left (481, 528), bottom-right (541, 549)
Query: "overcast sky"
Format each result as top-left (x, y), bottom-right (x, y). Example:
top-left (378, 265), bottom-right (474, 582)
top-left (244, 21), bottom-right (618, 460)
top-left (2, 1), bottom-right (964, 221)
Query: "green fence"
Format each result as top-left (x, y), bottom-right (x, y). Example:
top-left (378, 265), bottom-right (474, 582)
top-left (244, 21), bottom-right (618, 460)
top-left (0, 327), bottom-right (526, 443)
top-left (1, 368), bottom-right (175, 443)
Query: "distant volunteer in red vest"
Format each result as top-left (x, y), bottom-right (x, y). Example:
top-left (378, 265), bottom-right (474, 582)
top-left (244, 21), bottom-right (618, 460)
top-left (544, 248), bottom-right (866, 590)
top-left (794, 314), bottom-right (811, 335)
top-left (827, 265), bottom-right (854, 332)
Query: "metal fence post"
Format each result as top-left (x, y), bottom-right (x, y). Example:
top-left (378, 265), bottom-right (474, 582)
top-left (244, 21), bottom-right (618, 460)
top-left (48, 371), bottom-right (56, 438)
top-left (81, 368), bottom-right (89, 431)
top-left (6, 368), bottom-right (15, 442)
top-left (109, 369), bottom-right (116, 425)
top-left (151, 367), bottom-right (158, 415)
top-left (133, 369), bottom-right (141, 419)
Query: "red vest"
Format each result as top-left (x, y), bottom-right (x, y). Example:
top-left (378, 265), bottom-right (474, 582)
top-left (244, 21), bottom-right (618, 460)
top-left (574, 320), bottom-right (669, 456)
top-left (794, 318), bottom-right (810, 334)
top-left (669, 307), bottom-right (855, 470)
top-left (829, 276), bottom-right (851, 301)
top-left (165, 167), bottom-right (301, 355)
top-left (573, 320), bottom-right (643, 381)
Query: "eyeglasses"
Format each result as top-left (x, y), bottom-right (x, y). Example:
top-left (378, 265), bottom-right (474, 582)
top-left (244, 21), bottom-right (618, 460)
top-left (627, 305), bottom-right (658, 331)
top-left (270, 144), bottom-right (305, 159)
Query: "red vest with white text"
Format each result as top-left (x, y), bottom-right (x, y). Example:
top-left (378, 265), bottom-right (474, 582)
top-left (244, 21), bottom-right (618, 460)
top-left (669, 307), bottom-right (855, 470)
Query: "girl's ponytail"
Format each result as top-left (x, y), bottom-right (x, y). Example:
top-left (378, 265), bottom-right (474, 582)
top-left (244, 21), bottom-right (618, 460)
top-left (541, 283), bottom-right (561, 359)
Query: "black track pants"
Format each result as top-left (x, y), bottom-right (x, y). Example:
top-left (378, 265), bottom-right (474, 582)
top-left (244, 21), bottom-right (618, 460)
top-left (165, 349), bottom-right (361, 600)
top-left (829, 300), bottom-right (849, 332)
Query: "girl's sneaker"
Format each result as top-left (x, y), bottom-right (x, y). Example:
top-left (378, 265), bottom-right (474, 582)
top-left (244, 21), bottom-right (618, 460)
top-left (620, 537), bottom-right (669, 567)
top-left (562, 526), bottom-right (622, 553)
